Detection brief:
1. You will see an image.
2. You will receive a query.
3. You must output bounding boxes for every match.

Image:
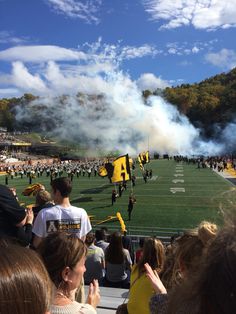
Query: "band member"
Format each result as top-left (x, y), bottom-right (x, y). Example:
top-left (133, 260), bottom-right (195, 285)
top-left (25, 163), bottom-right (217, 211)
top-left (127, 195), bottom-right (136, 221)
top-left (111, 190), bottom-right (117, 206)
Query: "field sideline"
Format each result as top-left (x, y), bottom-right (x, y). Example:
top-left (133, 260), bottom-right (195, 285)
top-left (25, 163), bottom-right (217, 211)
top-left (1, 159), bottom-right (234, 231)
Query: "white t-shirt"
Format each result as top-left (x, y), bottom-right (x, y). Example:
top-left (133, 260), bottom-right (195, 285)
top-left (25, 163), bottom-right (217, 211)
top-left (32, 205), bottom-right (92, 239)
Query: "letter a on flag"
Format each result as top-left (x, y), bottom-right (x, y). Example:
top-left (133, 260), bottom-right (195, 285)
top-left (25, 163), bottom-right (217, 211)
top-left (111, 154), bottom-right (131, 183)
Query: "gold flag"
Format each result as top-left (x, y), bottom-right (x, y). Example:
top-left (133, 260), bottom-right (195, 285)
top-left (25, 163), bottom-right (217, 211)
top-left (111, 154), bottom-right (131, 183)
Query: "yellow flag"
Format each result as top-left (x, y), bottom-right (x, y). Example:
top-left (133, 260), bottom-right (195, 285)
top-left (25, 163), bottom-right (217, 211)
top-left (22, 183), bottom-right (44, 196)
top-left (98, 166), bottom-right (108, 177)
top-left (111, 154), bottom-right (131, 183)
top-left (138, 151), bottom-right (150, 165)
top-left (145, 151), bottom-right (150, 163)
top-left (139, 163), bottom-right (144, 171)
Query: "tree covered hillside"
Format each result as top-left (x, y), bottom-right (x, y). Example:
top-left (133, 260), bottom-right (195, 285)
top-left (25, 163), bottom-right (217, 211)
top-left (162, 68), bottom-right (236, 137)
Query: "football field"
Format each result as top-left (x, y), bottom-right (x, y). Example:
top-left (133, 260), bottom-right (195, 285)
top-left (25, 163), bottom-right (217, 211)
top-left (1, 159), bottom-right (234, 232)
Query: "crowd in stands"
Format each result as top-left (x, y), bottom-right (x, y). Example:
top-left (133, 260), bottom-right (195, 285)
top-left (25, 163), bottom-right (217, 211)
top-left (0, 175), bottom-right (236, 313)
top-left (0, 132), bottom-right (17, 143)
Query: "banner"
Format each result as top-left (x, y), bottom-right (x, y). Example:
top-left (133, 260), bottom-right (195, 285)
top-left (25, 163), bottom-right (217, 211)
top-left (111, 154), bottom-right (131, 183)
top-left (98, 166), bottom-right (108, 177)
top-left (22, 183), bottom-right (44, 196)
top-left (145, 151), bottom-right (150, 163)
top-left (138, 151), bottom-right (150, 165)
top-left (98, 162), bottom-right (114, 179)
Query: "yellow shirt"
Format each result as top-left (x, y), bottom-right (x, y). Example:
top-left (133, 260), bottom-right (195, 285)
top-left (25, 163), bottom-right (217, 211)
top-left (127, 265), bottom-right (155, 314)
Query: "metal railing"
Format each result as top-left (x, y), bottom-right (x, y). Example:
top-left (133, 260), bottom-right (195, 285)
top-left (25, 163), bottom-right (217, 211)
top-left (92, 224), bottom-right (185, 246)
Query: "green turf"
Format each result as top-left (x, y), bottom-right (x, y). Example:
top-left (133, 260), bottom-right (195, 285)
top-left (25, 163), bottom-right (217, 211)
top-left (0, 159), bottom-right (233, 231)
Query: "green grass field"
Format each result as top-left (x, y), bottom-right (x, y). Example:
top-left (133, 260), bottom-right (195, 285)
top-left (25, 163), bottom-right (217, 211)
top-left (1, 159), bottom-right (234, 233)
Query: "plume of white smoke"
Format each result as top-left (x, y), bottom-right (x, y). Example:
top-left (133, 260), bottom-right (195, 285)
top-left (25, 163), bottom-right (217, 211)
top-left (15, 74), bottom-right (224, 156)
top-left (13, 40), bottom-right (226, 156)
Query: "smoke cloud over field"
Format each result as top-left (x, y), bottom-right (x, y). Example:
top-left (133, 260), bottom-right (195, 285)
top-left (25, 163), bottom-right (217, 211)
top-left (11, 40), bottom-right (231, 156)
top-left (15, 79), bottom-right (225, 156)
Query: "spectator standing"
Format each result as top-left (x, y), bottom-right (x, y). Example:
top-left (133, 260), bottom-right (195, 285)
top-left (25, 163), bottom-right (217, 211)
top-left (32, 189), bottom-right (54, 218)
top-left (32, 177), bottom-right (91, 248)
top-left (95, 229), bottom-right (109, 253)
top-left (0, 184), bottom-right (27, 240)
top-left (16, 207), bottom-right (34, 247)
top-left (122, 231), bottom-right (134, 263)
top-left (104, 231), bottom-right (132, 289)
top-left (84, 232), bottom-right (105, 285)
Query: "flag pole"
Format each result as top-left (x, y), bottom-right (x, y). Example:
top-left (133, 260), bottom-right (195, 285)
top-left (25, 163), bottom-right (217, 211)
top-left (130, 168), bottom-right (133, 194)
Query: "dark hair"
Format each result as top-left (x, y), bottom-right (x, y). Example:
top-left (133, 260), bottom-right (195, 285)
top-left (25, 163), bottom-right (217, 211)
top-left (139, 237), bottom-right (145, 248)
top-left (95, 229), bottom-right (107, 241)
top-left (136, 237), bottom-right (165, 276)
top-left (85, 232), bottom-right (95, 246)
top-left (0, 239), bottom-right (52, 314)
top-left (105, 231), bottom-right (125, 264)
top-left (51, 177), bottom-right (72, 197)
top-left (38, 232), bottom-right (87, 289)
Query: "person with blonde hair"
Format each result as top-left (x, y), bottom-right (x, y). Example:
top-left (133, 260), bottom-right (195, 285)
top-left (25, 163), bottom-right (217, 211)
top-left (166, 223), bottom-right (236, 314)
top-left (145, 221), bottom-right (218, 314)
top-left (38, 232), bottom-right (100, 314)
top-left (126, 237), bottom-right (165, 314)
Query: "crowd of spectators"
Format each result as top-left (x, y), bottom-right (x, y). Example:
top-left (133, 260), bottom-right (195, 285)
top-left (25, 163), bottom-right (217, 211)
top-left (0, 175), bottom-right (236, 314)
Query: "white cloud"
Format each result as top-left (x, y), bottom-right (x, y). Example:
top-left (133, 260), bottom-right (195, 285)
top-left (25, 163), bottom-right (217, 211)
top-left (0, 42), bottom-right (158, 65)
top-left (205, 49), bottom-right (236, 69)
top-left (120, 45), bottom-right (159, 59)
top-left (0, 40), bottom-right (162, 97)
top-left (136, 73), bottom-right (170, 91)
top-left (11, 61), bottom-right (48, 94)
top-left (45, 0), bottom-right (102, 24)
top-left (0, 45), bottom-right (87, 63)
top-left (0, 31), bottom-right (29, 44)
top-left (165, 41), bottom-right (203, 56)
top-left (168, 48), bottom-right (177, 55)
top-left (80, 38), bottom-right (159, 62)
top-left (192, 46), bottom-right (200, 53)
top-left (44, 61), bottom-right (109, 95)
top-left (143, 0), bottom-right (236, 30)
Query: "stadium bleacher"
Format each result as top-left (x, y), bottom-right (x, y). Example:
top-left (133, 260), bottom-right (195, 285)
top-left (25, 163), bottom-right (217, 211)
top-left (85, 286), bottom-right (129, 313)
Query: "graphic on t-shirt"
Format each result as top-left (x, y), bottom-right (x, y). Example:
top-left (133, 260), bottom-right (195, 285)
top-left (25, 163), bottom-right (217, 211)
top-left (46, 219), bottom-right (81, 234)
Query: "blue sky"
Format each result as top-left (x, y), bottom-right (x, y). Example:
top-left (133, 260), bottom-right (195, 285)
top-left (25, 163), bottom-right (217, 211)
top-left (0, 0), bottom-right (236, 99)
